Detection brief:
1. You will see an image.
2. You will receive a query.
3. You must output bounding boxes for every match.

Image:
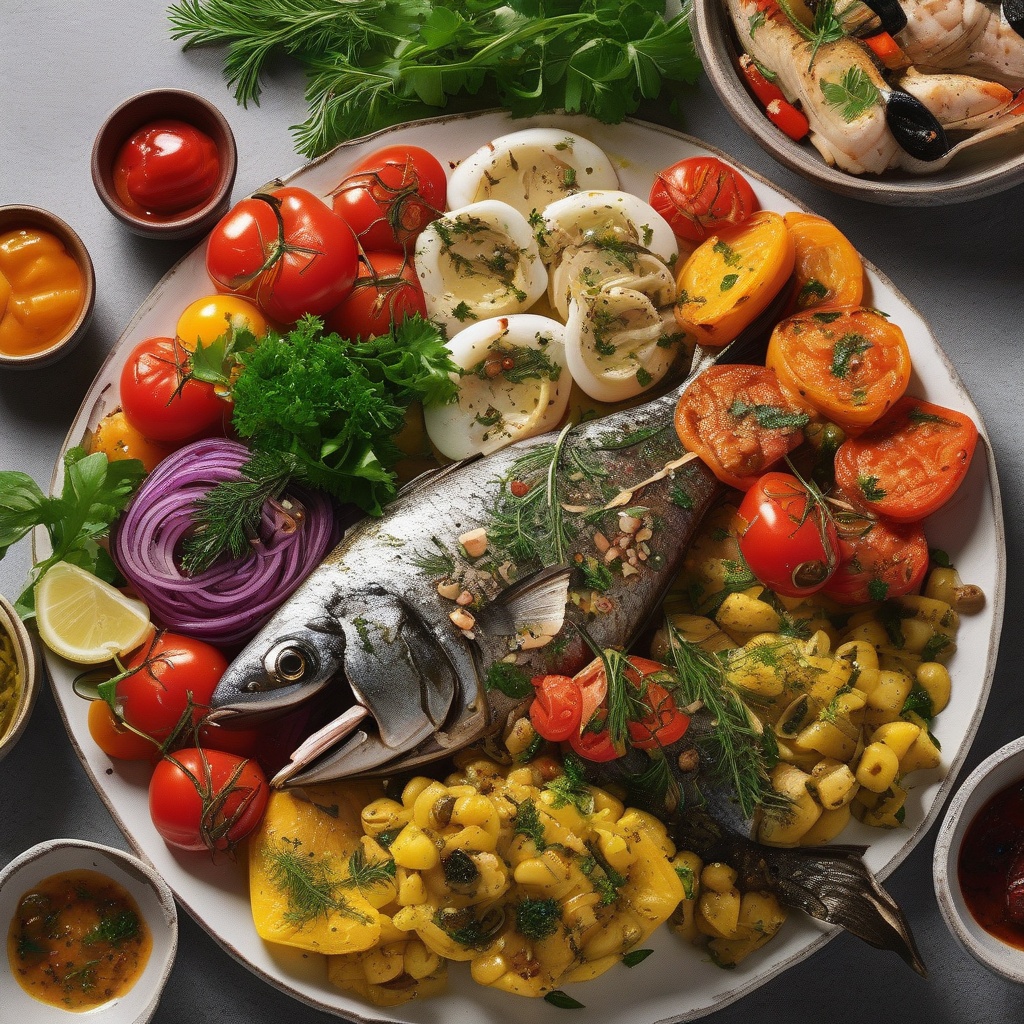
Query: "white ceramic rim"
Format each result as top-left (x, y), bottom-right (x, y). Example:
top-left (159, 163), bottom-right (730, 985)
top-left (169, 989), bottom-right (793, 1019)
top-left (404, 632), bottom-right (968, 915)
top-left (934, 736), bottom-right (1024, 983)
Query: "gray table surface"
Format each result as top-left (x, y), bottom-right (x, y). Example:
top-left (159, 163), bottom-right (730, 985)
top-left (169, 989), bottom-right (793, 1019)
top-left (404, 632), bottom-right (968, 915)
top-left (2, 4), bottom-right (1023, 1023)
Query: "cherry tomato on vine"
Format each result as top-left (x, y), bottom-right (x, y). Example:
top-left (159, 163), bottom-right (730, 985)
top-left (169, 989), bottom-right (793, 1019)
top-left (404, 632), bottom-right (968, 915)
top-left (324, 250), bottom-right (427, 340)
top-left (149, 748), bottom-right (269, 852)
top-left (331, 145), bottom-right (447, 253)
top-left (822, 517), bottom-right (929, 605)
top-left (119, 336), bottom-right (228, 444)
top-left (530, 674), bottom-right (582, 742)
top-left (175, 293), bottom-right (268, 350)
top-left (110, 631), bottom-right (228, 744)
top-left (206, 187), bottom-right (358, 324)
top-left (87, 699), bottom-right (156, 761)
top-left (649, 156), bottom-right (759, 244)
top-left (738, 472), bottom-right (840, 597)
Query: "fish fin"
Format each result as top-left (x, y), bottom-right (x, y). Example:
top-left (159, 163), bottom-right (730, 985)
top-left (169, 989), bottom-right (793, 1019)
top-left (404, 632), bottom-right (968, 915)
top-left (751, 842), bottom-right (927, 976)
top-left (272, 706), bottom-right (369, 788)
top-left (475, 564), bottom-right (572, 638)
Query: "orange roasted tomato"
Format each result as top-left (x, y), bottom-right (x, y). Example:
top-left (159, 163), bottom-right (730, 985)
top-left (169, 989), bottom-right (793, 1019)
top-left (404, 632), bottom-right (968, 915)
top-left (783, 212), bottom-right (864, 312)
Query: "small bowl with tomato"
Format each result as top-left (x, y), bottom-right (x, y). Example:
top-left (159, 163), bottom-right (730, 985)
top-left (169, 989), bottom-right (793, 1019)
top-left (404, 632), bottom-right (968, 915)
top-left (0, 838), bottom-right (178, 1023)
top-left (91, 89), bottom-right (237, 240)
top-left (0, 205), bottom-right (96, 369)
top-left (934, 736), bottom-right (1024, 984)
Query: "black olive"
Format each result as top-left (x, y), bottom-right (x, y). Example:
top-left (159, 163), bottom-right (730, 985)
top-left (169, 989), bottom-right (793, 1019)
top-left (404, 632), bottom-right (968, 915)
top-left (885, 90), bottom-right (950, 162)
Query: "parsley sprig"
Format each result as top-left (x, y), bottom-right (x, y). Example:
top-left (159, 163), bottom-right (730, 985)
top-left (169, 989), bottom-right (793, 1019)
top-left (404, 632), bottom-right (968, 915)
top-left (168, 0), bottom-right (701, 157)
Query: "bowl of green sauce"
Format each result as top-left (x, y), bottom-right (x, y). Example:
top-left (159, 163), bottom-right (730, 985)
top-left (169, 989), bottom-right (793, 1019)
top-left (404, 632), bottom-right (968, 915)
top-left (0, 593), bottom-right (39, 763)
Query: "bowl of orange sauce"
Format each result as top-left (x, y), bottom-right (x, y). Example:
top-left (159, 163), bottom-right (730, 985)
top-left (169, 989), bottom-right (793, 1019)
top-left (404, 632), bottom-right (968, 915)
top-left (934, 735), bottom-right (1024, 984)
top-left (0, 206), bottom-right (96, 369)
top-left (0, 839), bottom-right (177, 1022)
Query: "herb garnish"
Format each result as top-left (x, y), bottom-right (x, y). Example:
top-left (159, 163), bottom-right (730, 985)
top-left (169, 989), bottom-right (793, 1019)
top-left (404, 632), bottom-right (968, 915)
top-left (857, 474), bottom-right (887, 502)
top-left (264, 844), bottom-right (376, 926)
top-left (830, 333), bottom-right (873, 378)
top-left (82, 909), bottom-right (141, 947)
top-left (821, 66), bottom-right (881, 122)
top-left (484, 661), bottom-right (533, 699)
top-left (516, 896), bottom-right (561, 940)
top-left (727, 399), bottom-right (809, 431)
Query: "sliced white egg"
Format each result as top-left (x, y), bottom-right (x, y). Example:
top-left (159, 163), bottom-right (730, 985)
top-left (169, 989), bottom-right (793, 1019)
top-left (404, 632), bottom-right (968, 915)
top-left (415, 200), bottom-right (548, 339)
top-left (564, 288), bottom-right (683, 404)
top-left (424, 314), bottom-right (571, 461)
top-left (447, 129), bottom-right (618, 220)
top-left (541, 190), bottom-right (678, 270)
top-left (548, 244), bottom-right (676, 323)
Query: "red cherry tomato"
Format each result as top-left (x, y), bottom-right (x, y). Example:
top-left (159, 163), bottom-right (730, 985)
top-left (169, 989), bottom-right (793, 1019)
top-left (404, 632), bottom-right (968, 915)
top-left (206, 187), bottom-right (358, 324)
top-left (324, 250), bottom-right (426, 340)
top-left (649, 156), bottom-right (760, 244)
top-left (149, 748), bottom-right (269, 852)
top-left (822, 517), bottom-right (929, 605)
top-left (119, 336), bottom-right (228, 444)
top-left (627, 680), bottom-right (691, 750)
top-left (113, 631), bottom-right (228, 744)
top-left (331, 145), bottom-right (447, 253)
top-left (113, 119), bottom-right (220, 216)
top-left (738, 472), bottom-right (840, 597)
top-left (530, 675), bottom-right (582, 742)
top-left (568, 707), bottom-right (624, 762)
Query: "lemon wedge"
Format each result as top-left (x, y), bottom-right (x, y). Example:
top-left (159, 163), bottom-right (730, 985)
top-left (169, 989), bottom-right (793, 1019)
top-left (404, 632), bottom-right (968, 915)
top-left (35, 562), bottom-right (151, 664)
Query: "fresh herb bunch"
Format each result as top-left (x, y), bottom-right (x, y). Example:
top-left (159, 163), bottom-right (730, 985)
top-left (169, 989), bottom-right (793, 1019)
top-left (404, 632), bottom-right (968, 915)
top-left (167, 0), bottom-right (701, 157)
top-left (183, 314), bottom-right (457, 573)
top-left (0, 449), bottom-right (146, 617)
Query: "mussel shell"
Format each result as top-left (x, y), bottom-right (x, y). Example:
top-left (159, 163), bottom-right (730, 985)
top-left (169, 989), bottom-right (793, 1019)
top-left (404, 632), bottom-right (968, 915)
top-left (886, 89), bottom-right (951, 162)
top-left (1005, 0), bottom-right (1024, 38)
top-left (862, 0), bottom-right (908, 35)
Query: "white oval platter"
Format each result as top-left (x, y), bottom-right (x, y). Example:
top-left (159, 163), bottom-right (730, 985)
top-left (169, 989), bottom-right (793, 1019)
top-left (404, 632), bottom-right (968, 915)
top-left (37, 111), bottom-right (1006, 1024)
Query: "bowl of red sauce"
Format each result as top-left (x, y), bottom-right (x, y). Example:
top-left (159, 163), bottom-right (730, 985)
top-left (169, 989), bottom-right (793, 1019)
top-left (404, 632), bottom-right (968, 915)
top-left (0, 205), bottom-right (96, 368)
top-left (0, 839), bottom-right (177, 1023)
top-left (934, 735), bottom-right (1024, 984)
top-left (91, 89), bottom-right (237, 240)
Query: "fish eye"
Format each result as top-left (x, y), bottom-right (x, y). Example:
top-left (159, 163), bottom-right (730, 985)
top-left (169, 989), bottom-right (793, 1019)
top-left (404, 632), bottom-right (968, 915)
top-left (263, 641), bottom-right (316, 686)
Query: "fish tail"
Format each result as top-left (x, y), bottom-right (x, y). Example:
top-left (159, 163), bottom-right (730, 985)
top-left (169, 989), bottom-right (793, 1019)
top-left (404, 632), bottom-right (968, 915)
top-left (732, 839), bottom-right (927, 975)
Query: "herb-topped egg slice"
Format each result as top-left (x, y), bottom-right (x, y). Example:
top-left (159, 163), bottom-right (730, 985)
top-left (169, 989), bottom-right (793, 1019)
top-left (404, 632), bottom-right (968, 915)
top-left (564, 286), bottom-right (685, 404)
top-left (423, 314), bottom-right (570, 460)
top-left (447, 128), bottom-right (618, 220)
top-left (415, 200), bottom-right (548, 338)
top-left (540, 190), bottom-right (678, 271)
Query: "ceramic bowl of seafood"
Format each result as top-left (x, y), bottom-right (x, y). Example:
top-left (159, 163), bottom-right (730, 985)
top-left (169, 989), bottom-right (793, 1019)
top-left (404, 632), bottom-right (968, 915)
top-left (691, 0), bottom-right (1024, 204)
top-left (0, 593), bottom-right (39, 763)
top-left (934, 736), bottom-right (1024, 983)
top-left (0, 839), bottom-right (178, 1022)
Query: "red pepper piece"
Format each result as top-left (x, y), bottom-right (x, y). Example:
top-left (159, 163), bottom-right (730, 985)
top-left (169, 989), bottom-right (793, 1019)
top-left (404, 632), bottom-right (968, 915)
top-left (766, 98), bottom-right (810, 141)
top-left (738, 53), bottom-right (786, 108)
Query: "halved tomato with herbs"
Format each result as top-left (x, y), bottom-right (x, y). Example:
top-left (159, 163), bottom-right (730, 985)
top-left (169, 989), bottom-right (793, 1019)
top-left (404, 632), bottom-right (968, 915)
top-left (738, 471), bottom-right (839, 596)
top-left (149, 747), bottom-right (269, 852)
top-left (822, 517), bottom-right (929, 605)
top-left (834, 396), bottom-right (979, 521)
top-left (674, 363), bottom-right (809, 490)
top-left (649, 156), bottom-right (759, 244)
top-left (325, 250), bottom-right (426, 340)
top-left (331, 145), bottom-right (446, 253)
top-left (206, 187), bottom-right (358, 324)
top-left (627, 679), bottom-right (691, 750)
top-left (767, 306), bottom-right (911, 435)
top-left (783, 212), bottom-right (864, 312)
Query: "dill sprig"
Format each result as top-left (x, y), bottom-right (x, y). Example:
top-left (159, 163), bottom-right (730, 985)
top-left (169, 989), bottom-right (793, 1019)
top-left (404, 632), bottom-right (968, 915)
top-left (410, 536), bottom-right (456, 578)
top-left (663, 625), bottom-right (780, 819)
top-left (264, 844), bottom-right (374, 926)
top-left (342, 847), bottom-right (397, 890)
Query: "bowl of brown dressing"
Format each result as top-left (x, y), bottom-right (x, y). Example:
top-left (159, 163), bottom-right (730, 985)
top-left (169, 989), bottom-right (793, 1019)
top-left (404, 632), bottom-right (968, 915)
top-left (91, 89), bottom-right (237, 240)
top-left (934, 736), bottom-right (1024, 984)
top-left (0, 839), bottom-right (177, 1022)
top-left (0, 206), bottom-right (96, 369)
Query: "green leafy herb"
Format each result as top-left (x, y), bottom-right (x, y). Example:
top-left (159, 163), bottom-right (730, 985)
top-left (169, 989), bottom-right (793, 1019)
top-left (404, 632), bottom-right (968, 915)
top-left (622, 947), bottom-right (654, 967)
top-left (545, 753), bottom-right (595, 814)
top-left (169, 0), bottom-right (701, 158)
top-left (545, 990), bottom-right (585, 1009)
top-left (484, 661), bottom-right (533, 699)
top-left (777, 0), bottom-right (845, 68)
top-left (713, 240), bottom-right (741, 267)
top-left (820, 66), bottom-right (881, 122)
top-left (342, 847), bottom-right (397, 890)
top-left (830, 333), bottom-right (873, 379)
top-left (675, 863), bottom-right (696, 900)
top-left (411, 536), bottom-right (456, 578)
top-left (901, 683), bottom-right (934, 722)
top-left (727, 399), bottom-right (809, 432)
top-left (868, 577), bottom-right (889, 602)
top-left (470, 341), bottom-right (562, 385)
top-left (0, 448), bottom-right (146, 617)
top-left (82, 909), bottom-right (141, 946)
top-left (516, 896), bottom-right (561, 940)
top-left (930, 548), bottom-right (953, 569)
top-left (263, 844), bottom-right (373, 926)
top-left (721, 273), bottom-right (739, 291)
top-left (921, 632), bottom-right (952, 662)
top-left (513, 797), bottom-right (547, 848)
top-left (858, 474), bottom-right (887, 503)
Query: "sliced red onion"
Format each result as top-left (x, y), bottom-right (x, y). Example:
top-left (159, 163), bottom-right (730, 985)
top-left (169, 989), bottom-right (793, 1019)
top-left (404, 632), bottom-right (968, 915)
top-left (112, 439), bottom-right (335, 646)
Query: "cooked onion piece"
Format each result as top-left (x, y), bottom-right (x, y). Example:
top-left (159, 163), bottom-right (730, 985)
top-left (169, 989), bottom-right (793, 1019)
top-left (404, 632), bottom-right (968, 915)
top-left (548, 244), bottom-right (676, 322)
top-left (424, 314), bottom-right (570, 460)
top-left (415, 200), bottom-right (547, 338)
top-left (564, 287), bottom-right (682, 403)
top-left (541, 190), bottom-right (678, 270)
top-left (447, 128), bottom-right (618, 218)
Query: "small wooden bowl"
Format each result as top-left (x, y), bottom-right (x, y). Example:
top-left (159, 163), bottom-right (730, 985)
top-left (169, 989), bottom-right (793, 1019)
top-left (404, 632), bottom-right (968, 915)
top-left (0, 206), bottom-right (96, 369)
top-left (690, 0), bottom-right (1024, 205)
top-left (934, 736), bottom-right (1024, 984)
top-left (91, 89), bottom-right (237, 240)
top-left (0, 593), bottom-right (37, 762)
top-left (0, 839), bottom-right (178, 1023)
